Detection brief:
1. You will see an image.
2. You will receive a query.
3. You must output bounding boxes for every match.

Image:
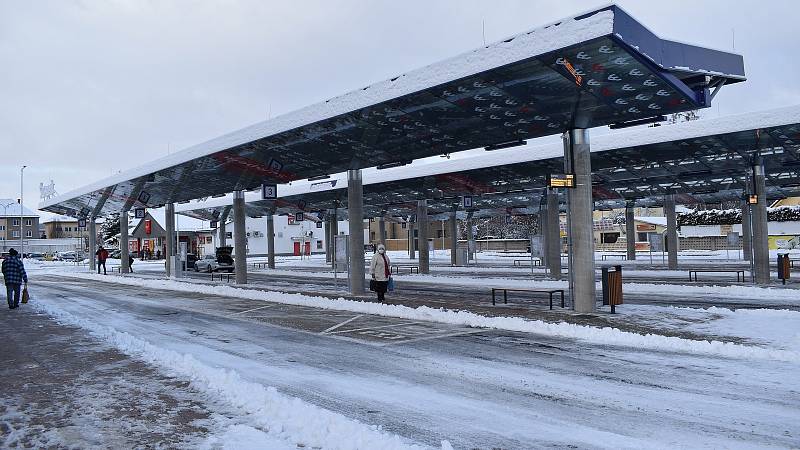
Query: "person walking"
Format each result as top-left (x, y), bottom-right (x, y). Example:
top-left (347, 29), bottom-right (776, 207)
top-left (128, 255), bottom-right (134, 273)
top-left (96, 245), bottom-right (109, 275)
top-left (369, 244), bottom-right (391, 303)
top-left (2, 248), bottom-right (28, 309)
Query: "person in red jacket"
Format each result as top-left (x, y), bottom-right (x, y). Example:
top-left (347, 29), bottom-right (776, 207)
top-left (95, 245), bottom-right (109, 275)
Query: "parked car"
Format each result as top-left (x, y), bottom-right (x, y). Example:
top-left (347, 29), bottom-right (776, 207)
top-left (56, 251), bottom-right (78, 261)
top-left (215, 246), bottom-right (234, 272)
top-left (194, 254), bottom-right (219, 272)
top-left (27, 252), bottom-right (45, 261)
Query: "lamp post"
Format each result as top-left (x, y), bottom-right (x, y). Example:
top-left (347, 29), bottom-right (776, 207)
top-left (1, 201), bottom-right (15, 252)
top-left (20, 165), bottom-right (26, 256)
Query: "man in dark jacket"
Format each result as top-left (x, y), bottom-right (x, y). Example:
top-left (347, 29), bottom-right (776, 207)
top-left (96, 246), bottom-right (109, 275)
top-left (2, 248), bottom-right (28, 309)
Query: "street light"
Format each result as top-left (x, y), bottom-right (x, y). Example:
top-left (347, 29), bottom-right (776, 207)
top-left (20, 165), bottom-right (26, 257)
top-left (1, 201), bottom-right (15, 252)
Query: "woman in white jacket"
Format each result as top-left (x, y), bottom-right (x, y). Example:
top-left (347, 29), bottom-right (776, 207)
top-left (370, 244), bottom-right (391, 302)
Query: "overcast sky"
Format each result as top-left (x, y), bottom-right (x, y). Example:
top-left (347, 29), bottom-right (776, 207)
top-left (1, 0), bottom-right (798, 215)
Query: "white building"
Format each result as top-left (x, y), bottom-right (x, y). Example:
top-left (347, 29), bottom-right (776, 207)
top-left (223, 216), bottom-right (358, 257)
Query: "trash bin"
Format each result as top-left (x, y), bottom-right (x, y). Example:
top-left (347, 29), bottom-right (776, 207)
top-left (601, 265), bottom-right (623, 313)
top-left (778, 253), bottom-right (791, 285)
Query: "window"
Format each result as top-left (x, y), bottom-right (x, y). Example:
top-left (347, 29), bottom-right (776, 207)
top-left (12, 219), bottom-right (19, 226)
top-left (12, 230), bottom-right (20, 238)
top-left (601, 232), bottom-right (619, 244)
top-left (317, 241), bottom-right (323, 250)
top-left (25, 219), bottom-right (31, 226)
top-left (436, 230), bottom-right (443, 239)
top-left (370, 232), bottom-right (376, 241)
top-left (0, 225), bottom-right (4, 231)
top-left (637, 232), bottom-right (648, 242)
top-left (25, 230), bottom-right (32, 238)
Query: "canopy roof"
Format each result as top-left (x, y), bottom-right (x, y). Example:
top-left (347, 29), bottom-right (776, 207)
top-left (40, 5), bottom-right (743, 219)
top-left (176, 106), bottom-right (800, 221)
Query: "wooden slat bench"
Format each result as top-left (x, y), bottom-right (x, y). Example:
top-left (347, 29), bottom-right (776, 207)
top-left (688, 269), bottom-right (747, 282)
top-left (491, 287), bottom-right (565, 309)
top-left (513, 259), bottom-right (542, 267)
top-left (211, 272), bottom-right (235, 282)
top-left (391, 264), bottom-right (419, 274)
top-left (601, 254), bottom-right (627, 261)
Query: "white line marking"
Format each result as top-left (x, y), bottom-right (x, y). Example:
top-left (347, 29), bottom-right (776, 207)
top-left (229, 304), bottom-right (275, 316)
top-left (320, 315), bottom-right (364, 334)
top-left (376, 329), bottom-right (486, 347)
top-left (327, 321), bottom-right (420, 335)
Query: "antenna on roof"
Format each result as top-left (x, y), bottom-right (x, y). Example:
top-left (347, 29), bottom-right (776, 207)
top-left (482, 19), bottom-right (486, 46)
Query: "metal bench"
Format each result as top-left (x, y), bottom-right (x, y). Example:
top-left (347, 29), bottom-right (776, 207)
top-left (491, 287), bottom-right (565, 309)
top-left (513, 259), bottom-right (542, 267)
top-left (601, 254), bottom-right (627, 261)
top-left (790, 258), bottom-right (799, 268)
top-left (688, 269), bottom-right (747, 282)
top-left (252, 262), bottom-right (269, 269)
top-left (211, 272), bottom-right (234, 282)
top-left (391, 264), bottom-right (419, 274)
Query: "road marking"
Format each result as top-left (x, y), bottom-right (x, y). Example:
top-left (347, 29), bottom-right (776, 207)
top-left (320, 315), bottom-right (364, 334)
top-left (229, 304), bottom-right (275, 316)
top-left (376, 329), bottom-right (486, 347)
top-left (328, 321), bottom-right (420, 335)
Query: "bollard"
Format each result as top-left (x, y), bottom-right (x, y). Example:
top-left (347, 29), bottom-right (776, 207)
top-left (601, 265), bottom-right (624, 313)
top-left (778, 254), bottom-right (791, 285)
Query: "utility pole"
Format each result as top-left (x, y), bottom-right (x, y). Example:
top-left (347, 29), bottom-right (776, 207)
top-left (20, 165), bottom-right (26, 256)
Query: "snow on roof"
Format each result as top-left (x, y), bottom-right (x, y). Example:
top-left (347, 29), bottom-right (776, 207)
top-left (0, 199), bottom-right (38, 217)
top-left (637, 216), bottom-right (667, 227)
top-left (44, 9), bottom-right (616, 211)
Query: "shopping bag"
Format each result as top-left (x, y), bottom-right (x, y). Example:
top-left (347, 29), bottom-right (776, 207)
top-left (369, 279), bottom-right (377, 292)
top-left (387, 278), bottom-right (395, 292)
top-left (21, 286), bottom-right (29, 304)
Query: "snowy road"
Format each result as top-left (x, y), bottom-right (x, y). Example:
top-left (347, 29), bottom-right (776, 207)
top-left (32, 274), bottom-right (800, 449)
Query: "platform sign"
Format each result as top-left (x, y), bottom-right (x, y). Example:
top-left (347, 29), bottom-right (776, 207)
top-left (134, 208), bottom-right (146, 219)
top-left (747, 194), bottom-right (758, 205)
top-left (505, 215), bottom-right (513, 224)
top-left (137, 190), bottom-right (151, 205)
top-left (77, 218), bottom-right (86, 228)
top-left (649, 234), bottom-right (663, 252)
top-left (547, 174), bottom-right (575, 188)
top-left (295, 212), bottom-right (304, 222)
top-left (210, 220), bottom-right (218, 228)
top-left (462, 195), bottom-right (473, 209)
top-left (316, 221), bottom-right (323, 228)
top-left (261, 183), bottom-right (277, 200)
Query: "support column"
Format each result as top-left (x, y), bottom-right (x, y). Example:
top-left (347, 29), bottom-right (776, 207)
top-left (407, 220), bottom-right (416, 259)
top-left (120, 210), bottom-right (130, 273)
top-left (741, 198), bottom-right (752, 261)
top-left (218, 209), bottom-right (228, 248)
top-left (266, 211), bottom-right (276, 269)
top-left (546, 188), bottom-right (561, 280)
top-left (564, 129), bottom-right (595, 312)
top-left (347, 170), bottom-right (365, 294)
top-left (449, 207), bottom-right (458, 265)
top-left (165, 203), bottom-right (175, 276)
top-left (378, 216), bottom-right (387, 245)
top-left (325, 212), bottom-right (332, 263)
top-left (88, 218), bottom-right (97, 272)
top-left (625, 201), bottom-right (636, 261)
top-left (466, 212), bottom-right (475, 260)
top-left (751, 159), bottom-right (770, 284)
top-left (329, 208), bottom-right (338, 268)
top-left (664, 194), bottom-right (678, 270)
top-left (233, 191), bottom-right (247, 284)
top-left (417, 200), bottom-right (429, 274)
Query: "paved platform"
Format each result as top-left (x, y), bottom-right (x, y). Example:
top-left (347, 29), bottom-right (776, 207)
top-left (0, 303), bottom-right (220, 448)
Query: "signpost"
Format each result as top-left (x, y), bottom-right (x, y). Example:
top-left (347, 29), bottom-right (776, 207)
top-left (261, 184), bottom-right (277, 200)
top-left (462, 195), bottom-right (473, 209)
top-left (649, 233), bottom-right (664, 265)
top-left (134, 208), bottom-right (146, 219)
top-left (547, 174), bottom-right (576, 188)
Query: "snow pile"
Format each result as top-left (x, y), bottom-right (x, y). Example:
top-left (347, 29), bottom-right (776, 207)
top-left (32, 299), bottom-right (450, 450)
top-left (54, 271), bottom-right (800, 363)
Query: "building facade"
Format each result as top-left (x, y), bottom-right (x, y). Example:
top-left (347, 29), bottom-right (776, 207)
top-left (0, 200), bottom-right (40, 245)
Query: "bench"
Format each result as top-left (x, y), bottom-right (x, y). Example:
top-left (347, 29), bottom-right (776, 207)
top-left (790, 258), bottom-right (799, 269)
top-left (491, 287), bottom-right (565, 309)
top-left (601, 254), bottom-right (627, 261)
top-left (513, 259), bottom-right (542, 267)
top-left (391, 264), bottom-right (419, 274)
top-left (252, 262), bottom-right (269, 269)
top-left (688, 269), bottom-right (747, 282)
top-left (211, 272), bottom-right (234, 282)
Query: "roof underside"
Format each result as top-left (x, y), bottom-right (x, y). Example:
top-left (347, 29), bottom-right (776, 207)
top-left (40, 5), bottom-right (744, 219)
top-left (178, 117), bottom-right (800, 221)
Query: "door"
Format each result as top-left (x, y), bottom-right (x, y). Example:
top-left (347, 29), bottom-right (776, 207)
top-left (304, 241), bottom-right (311, 255)
top-left (293, 242), bottom-right (301, 256)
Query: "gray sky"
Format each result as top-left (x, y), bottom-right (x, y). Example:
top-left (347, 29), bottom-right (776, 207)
top-left (1, 0), bottom-right (797, 214)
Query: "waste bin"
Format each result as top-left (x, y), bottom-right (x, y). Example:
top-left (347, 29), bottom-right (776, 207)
top-left (601, 265), bottom-right (623, 313)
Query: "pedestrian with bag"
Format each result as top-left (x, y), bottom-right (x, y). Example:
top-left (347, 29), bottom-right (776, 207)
top-left (2, 248), bottom-right (28, 309)
top-left (369, 243), bottom-right (392, 303)
top-left (95, 245), bottom-right (109, 275)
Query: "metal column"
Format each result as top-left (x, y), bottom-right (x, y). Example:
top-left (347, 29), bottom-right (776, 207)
top-left (378, 216), bottom-right (387, 245)
top-left (751, 159), bottom-right (770, 284)
top-left (120, 210), bottom-right (130, 274)
top-left (417, 200), bottom-right (429, 274)
top-left (407, 220), bottom-right (416, 259)
top-left (664, 194), bottom-right (678, 270)
top-left (450, 207), bottom-right (458, 266)
top-left (546, 188), bottom-right (561, 280)
top-left (88, 218), bottom-right (97, 272)
top-left (267, 211), bottom-right (276, 269)
top-left (328, 208), bottom-right (338, 268)
top-left (233, 191), bottom-right (247, 284)
top-left (218, 206), bottom-right (230, 248)
top-left (741, 198), bottom-right (752, 261)
top-left (325, 211), bottom-right (333, 263)
top-left (625, 201), bottom-right (636, 261)
top-left (466, 212), bottom-right (475, 261)
top-left (164, 203), bottom-right (175, 277)
top-left (564, 129), bottom-right (595, 312)
top-left (347, 169), bottom-right (365, 294)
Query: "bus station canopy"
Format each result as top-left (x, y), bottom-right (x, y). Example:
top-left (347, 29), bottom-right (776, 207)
top-left (177, 106), bottom-right (800, 221)
top-left (40, 5), bottom-right (744, 219)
